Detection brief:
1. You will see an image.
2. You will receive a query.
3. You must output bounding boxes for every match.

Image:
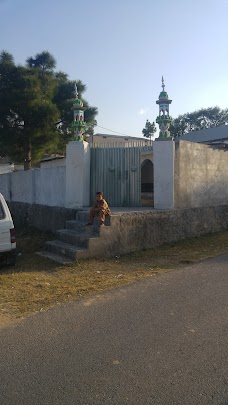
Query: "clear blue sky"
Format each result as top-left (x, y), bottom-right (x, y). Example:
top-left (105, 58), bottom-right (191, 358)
top-left (1, 0), bottom-right (228, 138)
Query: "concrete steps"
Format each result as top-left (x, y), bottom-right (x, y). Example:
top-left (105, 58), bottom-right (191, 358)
top-left (56, 229), bottom-right (94, 247)
top-left (76, 211), bottom-right (91, 222)
top-left (45, 240), bottom-right (89, 260)
top-left (36, 251), bottom-right (74, 265)
top-left (36, 209), bottom-right (112, 264)
top-left (66, 220), bottom-right (99, 235)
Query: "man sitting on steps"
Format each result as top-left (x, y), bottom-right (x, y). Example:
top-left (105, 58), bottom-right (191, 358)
top-left (86, 191), bottom-right (111, 227)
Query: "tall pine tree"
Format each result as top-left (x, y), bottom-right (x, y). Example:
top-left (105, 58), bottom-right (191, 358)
top-left (0, 51), bottom-right (98, 169)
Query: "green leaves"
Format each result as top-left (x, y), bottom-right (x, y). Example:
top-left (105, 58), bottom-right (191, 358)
top-left (26, 51), bottom-right (56, 71)
top-left (0, 50), bottom-right (14, 66)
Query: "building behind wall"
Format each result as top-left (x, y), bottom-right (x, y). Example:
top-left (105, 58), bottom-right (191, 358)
top-left (176, 124), bottom-right (228, 149)
top-left (86, 133), bottom-right (150, 146)
top-left (0, 157), bottom-right (23, 174)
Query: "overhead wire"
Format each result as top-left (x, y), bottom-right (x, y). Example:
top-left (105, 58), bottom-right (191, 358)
top-left (95, 125), bottom-right (131, 137)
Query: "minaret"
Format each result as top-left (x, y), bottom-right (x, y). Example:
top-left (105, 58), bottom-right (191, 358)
top-left (156, 76), bottom-right (172, 138)
top-left (71, 84), bottom-right (87, 141)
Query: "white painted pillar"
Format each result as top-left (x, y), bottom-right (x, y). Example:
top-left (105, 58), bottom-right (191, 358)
top-left (65, 141), bottom-right (90, 208)
top-left (153, 139), bottom-right (175, 209)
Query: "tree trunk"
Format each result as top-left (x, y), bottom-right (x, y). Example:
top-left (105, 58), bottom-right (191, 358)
top-left (24, 142), bottom-right (32, 171)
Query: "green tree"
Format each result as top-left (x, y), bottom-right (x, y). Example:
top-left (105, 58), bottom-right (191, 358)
top-left (142, 120), bottom-right (157, 144)
top-left (170, 107), bottom-right (228, 138)
top-left (0, 51), bottom-right (98, 169)
top-left (26, 51), bottom-right (56, 71)
top-left (26, 51), bottom-right (57, 101)
top-left (0, 50), bottom-right (14, 65)
top-left (0, 51), bottom-right (59, 170)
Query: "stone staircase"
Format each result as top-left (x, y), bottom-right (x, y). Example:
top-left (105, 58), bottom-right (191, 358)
top-left (37, 210), bottom-right (111, 264)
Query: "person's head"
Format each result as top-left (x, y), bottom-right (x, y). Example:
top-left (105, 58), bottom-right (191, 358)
top-left (96, 191), bottom-right (103, 201)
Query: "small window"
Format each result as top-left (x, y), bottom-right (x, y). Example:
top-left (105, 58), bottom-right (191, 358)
top-left (0, 202), bottom-right (5, 220)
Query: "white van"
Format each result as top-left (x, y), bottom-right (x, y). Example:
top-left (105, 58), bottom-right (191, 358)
top-left (0, 193), bottom-right (16, 266)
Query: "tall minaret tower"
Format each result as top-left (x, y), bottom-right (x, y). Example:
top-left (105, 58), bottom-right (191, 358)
top-left (156, 76), bottom-right (172, 138)
top-left (71, 84), bottom-right (87, 141)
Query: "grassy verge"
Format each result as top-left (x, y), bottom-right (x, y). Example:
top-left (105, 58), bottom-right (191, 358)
top-left (0, 227), bottom-right (228, 327)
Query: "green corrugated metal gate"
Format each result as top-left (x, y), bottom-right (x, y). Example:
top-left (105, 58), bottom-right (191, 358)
top-left (90, 145), bottom-right (142, 207)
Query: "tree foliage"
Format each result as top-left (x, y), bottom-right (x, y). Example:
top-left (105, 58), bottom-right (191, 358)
top-left (170, 107), bottom-right (228, 138)
top-left (142, 120), bottom-right (157, 142)
top-left (26, 51), bottom-right (56, 71)
top-left (0, 50), bottom-right (98, 169)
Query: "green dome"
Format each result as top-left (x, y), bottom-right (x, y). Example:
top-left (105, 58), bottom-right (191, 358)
top-left (73, 99), bottom-right (83, 107)
top-left (159, 91), bottom-right (169, 99)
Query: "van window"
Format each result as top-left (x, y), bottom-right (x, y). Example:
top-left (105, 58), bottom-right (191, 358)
top-left (0, 201), bottom-right (5, 220)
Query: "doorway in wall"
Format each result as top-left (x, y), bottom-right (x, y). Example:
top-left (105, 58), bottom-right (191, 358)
top-left (141, 159), bottom-right (154, 206)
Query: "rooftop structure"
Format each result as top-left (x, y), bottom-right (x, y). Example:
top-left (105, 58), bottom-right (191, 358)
top-left (176, 124), bottom-right (228, 149)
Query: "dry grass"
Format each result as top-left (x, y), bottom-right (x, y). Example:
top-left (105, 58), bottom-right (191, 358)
top-left (0, 227), bottom-right (228, 327)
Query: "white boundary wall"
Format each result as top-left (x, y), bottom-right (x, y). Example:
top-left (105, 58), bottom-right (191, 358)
top-left (35, 167), bottom-right (66, 207)
top-left (0, 166), bottom-right (66, 207)
top-left (11, 171), bottom-right (34, 203)
top-left (0, 141), bottom-right (90, 209)
top-left (0, 173), bottom-right (11, 201)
